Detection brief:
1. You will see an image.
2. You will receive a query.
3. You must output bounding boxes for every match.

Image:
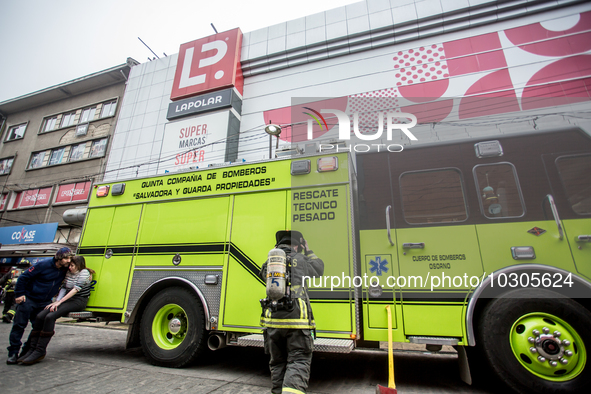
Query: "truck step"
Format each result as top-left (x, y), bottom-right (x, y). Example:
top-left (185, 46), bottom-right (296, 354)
top-left (67, 312), bottom-right (95, 319)
top-left (237, 334), bottom-right (355, 353)
top-left (408, 336), bottom-right (459, 346)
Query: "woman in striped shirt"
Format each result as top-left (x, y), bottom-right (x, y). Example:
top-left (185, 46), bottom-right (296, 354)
top-left (19, 256), bottom-right (95, 365)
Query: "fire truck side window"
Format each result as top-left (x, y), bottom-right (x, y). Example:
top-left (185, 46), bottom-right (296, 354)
top-left (473, 163), bottom-right (525, 219)
top-left (399, 168), bottom-right (468, 224)
top-left (556, 154), bottom-right (591, 215)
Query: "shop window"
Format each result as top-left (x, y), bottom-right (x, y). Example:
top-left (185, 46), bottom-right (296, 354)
top-left (0, 193), bottom-right (8, 211)
top-left (100, 100), bottom-right (117, 118)
top-left (556, 154), bottom-right (591, 215)
top-left (49, 147), bottom-right (66, 166)
top-left (474, 163), bottom-right (525, 218)
top-left (400, 168), bottom-right (468, 224)
top-left (79, 106), bottom-right (97, 123)
top-left (55, 181), bottom-right (92, 204)
top-left (61, 111), bottom-right (77, 128)
top-left (90, 138), bottom-right (107, 158)
top-left (0, 157), bottom-right (14, 175)
top-left (10, 187), bottom-right (53, 209)
top-left (69, 143), bottom-right (86, 161)
top-left (42, 116), bottom-right (58, 133)
top-left (6, 123), bottom-right (27, 141)
top-left (29, 151), bottom-right (46, 169)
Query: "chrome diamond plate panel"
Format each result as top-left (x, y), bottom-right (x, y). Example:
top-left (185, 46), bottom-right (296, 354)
top-left (237, 334), bottom-right (354, 353)
top-left (127, 269), bottom-right (222, 326)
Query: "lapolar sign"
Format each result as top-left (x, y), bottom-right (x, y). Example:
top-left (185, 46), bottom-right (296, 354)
top-left (157, 111), bottom-right (231, 174)
top-left (171, 28), bottom-right (243, 101)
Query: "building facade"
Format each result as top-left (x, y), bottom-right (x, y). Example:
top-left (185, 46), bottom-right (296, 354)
top-left (0, 59), bottom-right (137, 267)
top-left (103, 0), bottom-right (591, 181)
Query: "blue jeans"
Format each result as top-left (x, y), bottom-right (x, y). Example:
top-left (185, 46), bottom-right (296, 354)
top-left (7, 298), bottom-right (49, 356)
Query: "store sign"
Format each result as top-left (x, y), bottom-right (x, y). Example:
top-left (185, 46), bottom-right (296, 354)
top-left (170, 28), bottom-right (243, 101)
top-left (0, 223), bottom-right (58, 245)
top-left (55, 181), bottom-right (92, 204)
top-left (157, 111), bottom-right (238, 174)
top-left (167, 88), bottom-right (242, 120)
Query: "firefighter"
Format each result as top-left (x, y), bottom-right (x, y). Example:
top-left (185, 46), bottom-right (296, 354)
top-left (0, 260), bottom-right (31, 323)
top-left (259, 230), bottom-right (324, 394)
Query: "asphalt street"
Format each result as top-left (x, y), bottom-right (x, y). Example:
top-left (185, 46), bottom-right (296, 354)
top-left (0, 319), bottom-right (501, 393)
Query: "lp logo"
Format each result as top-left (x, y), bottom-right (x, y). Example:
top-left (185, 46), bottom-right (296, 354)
top-left (179, 41), bottom-right (227, 89)
top-left (171, 28), bottom-right (243, 100)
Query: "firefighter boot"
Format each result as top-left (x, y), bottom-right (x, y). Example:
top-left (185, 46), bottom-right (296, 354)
top-left (20, 331), bottom-right (54, 365)
top-left (2, 310), bottom-right (14, 323)
top-left (17, 330), bottom-right (41, 363)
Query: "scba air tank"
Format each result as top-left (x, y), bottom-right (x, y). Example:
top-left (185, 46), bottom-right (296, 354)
top-left (266, 248), bottom-right (287, 300)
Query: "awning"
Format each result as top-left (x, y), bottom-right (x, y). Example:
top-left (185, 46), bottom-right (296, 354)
top-left (0, 242), bottom-right (73, 258)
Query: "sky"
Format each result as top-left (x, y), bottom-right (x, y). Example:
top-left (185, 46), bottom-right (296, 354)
top-left (0, 0), bottom-right (359, 103)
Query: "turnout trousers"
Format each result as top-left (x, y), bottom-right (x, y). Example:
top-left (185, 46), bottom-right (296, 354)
top-left (264, 328), bottom-right (314, 394)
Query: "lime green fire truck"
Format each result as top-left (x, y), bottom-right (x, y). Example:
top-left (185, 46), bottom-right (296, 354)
top-left (76, 128), bottom-right (591, 393)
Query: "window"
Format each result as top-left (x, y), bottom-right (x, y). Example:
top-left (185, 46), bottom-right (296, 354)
top-left (80, 106), bottom-right (97, 123)
top-left (29, 152), bottom-right (46, 169)
top-left (400, 169), bottom-right (468, 224)
top-left (556, 154), bottom-right (591, 215)
top-left (69, 143), bottom-right (86, 162)
top-left (0, 157), bottom-right (14, 175)
top-left (6, 123), bottom-right (26, 141)
top-left (0, 193), bottom-right (8, 211)
top-left (49, 147), bottom-right (66, 166)
top-left (42, 116), bottom-right (58, 132)
top-left (10, 187), bottom-right (53, 209)
top-left (55, 181), bottom-right (92, 204)
top-left (100, 100), bottom-right (117, 118)
top-left (474, 163), bottom-right (525, 218)
top-left (27, 138), bottom-right (104, 170)
top-left (90, 138), bottom-right (107, 158)
top-left (61, 112), bottom-right (77, 128)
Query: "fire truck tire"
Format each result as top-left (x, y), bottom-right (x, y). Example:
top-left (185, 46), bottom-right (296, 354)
top-left (477, 289), bottom-right (591, 393)
top-left (140, 287), bottom-right (206, 368)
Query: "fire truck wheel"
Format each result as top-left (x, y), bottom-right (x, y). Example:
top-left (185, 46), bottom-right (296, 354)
top-left (478, 289), bottom-right (591, 393)
top-left (140, 287), bottom-right (206, 367)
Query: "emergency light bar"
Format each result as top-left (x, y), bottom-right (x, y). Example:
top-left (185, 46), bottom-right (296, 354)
top-left (111, 183), bottom-right (126, 196)
top-left (291, 160), bottom-right (311, 175)
top-left (96, 185), bottom-right (110, 197)
top-left (317, 156), bottom-right (338, 172)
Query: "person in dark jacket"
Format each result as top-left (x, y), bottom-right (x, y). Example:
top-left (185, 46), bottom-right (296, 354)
top-left (259, 230), bottom-right (324, 394)
top-left (5, 247), bottom-right (73, 365)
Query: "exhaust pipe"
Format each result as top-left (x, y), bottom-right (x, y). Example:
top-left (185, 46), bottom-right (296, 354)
top-left (207, 334), bottom-right (227, 351)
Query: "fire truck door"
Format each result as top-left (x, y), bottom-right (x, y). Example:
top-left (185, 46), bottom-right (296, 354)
top-left (394, 168), bottom-right (484, 338)
top-left (356, 153), bottom-right (400, 340)
top-left (220, 191), bottom-right (287, 330)
top-left (82, 205), bottom-right (142, 309)
top-left (553, 153), bottom-right (591, 280)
